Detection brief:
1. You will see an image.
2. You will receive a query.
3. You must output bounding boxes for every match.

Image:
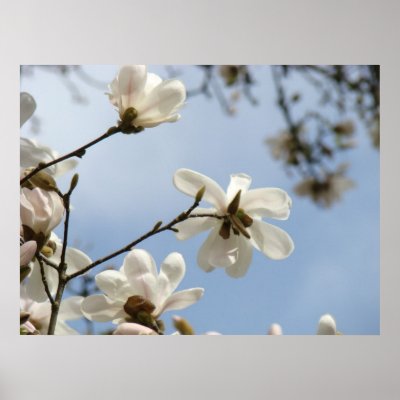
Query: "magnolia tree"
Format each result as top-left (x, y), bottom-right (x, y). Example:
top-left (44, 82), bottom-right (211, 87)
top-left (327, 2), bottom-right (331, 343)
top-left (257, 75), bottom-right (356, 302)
top-left (20, 65), bottom-right (342, 335)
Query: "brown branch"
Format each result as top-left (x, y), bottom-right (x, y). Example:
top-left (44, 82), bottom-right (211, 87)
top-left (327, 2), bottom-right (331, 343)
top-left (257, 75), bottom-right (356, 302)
top-left (47, 177), bottom-right (77, 335)
top-left (20, 126), bottom-right (121, 185)
top-left (66, 200), bottom-right (224, 282)
top-left (37, 256), bottom-right (55, 306)
top-left (37, 254), bottom-right (59, 270)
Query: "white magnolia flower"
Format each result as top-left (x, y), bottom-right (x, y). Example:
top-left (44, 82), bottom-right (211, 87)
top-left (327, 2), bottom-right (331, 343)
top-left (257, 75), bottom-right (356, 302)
top-left (317, 314), bottom-right (337, 335)
top-left (20, 92), bottom-right (36, 127)
top-left (107, 65), bottom-right (186, 128)
top-left (81, 249), bottom-right (204, 333)
top-left (26, 233), bottom-right (92, 302)
top-left (20, 92), bottom-right (77, 176)
top-left (20, 286), bottom-right (83, 335)
top-left (20, 137), bottom-right (78, 177)
top-left (173, 169), bottom-right (294, 278)
top-left (20, 187), bottom-right (64, 236)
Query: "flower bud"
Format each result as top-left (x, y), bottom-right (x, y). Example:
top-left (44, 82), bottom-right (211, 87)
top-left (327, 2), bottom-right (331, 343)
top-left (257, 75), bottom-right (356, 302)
top-left (268, 323), bottom-right (283, 335)
top-left (20, 187), bottom-right (64, 237)
top-left (20, 240), bottom-right (37, 266)
top-left (69, 173), bottom-right (79, 193)
top-left (173, 315), bottom-right (195, 335)
top-left (21, 169), bottom-right (59, 192)
top-left (317, 314), bottom-right (337, 335)
top-left (195, 186), bottom-right (206, 203)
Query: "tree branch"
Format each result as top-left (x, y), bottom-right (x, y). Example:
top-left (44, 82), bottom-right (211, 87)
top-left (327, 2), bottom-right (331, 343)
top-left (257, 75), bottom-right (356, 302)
top-left (20, 126), bottom-right (121, 185)
top-left (66, 200), bottom-right (224, 282)
top-left (37, 256), bottom-right (55, 306)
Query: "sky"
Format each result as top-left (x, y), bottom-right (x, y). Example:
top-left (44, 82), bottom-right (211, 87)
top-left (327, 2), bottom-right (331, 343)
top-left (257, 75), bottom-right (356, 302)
top-left (20, 65), bottom-right (380, 335)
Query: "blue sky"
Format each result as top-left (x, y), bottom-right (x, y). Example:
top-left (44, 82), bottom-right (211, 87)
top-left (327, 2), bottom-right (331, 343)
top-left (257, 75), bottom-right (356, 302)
top-left (20, 65), bottom-right (379, 335)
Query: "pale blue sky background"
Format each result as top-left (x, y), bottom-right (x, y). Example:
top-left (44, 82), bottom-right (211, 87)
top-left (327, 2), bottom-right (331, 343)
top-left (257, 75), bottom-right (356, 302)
top-left (20, 65), bottom-right (379, 335)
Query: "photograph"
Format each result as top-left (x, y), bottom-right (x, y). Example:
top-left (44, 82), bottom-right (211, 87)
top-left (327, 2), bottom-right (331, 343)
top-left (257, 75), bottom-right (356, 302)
top-left (19, 64), bottom-right (380, 336)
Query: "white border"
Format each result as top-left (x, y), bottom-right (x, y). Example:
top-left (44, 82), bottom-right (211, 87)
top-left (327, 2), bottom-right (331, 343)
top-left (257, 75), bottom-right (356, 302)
top-left (2, 1), bottom-right (398, 399)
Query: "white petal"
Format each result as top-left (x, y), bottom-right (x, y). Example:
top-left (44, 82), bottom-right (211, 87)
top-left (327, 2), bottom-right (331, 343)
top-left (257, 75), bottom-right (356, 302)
top-left (225, 238), bottom-right (253, 278)
top-left (208, 233), bottom-right (239, 268)
top-left (59, 296), bottom-right (84, 320)
top-left (107, 77), bottom-right (120, 107)
top-left (241, 188), bottom-right (292, 220)
top-left (54, 321), bottom-right (79, 335)
top-left (175, 208), bottom-right (218, 240)
top-left (31, 301), bottom-right (51, 321)
top-left (81, 294), bottom-right (124, 322)
top-left (317, 314), bottom-right (337, 335)
top-left (141, 73), bottom-right (163, 98)
top-left (123, 249), bottom-right (158, 303)
top-left (159, 288), bottom-right (204, 315)
top-left (26, 261), bottom-right (58, 302)
top-left (95, 269), bottom-right (129, 300)
top-left (226, 173), bottom-right (252, 203)
top-left (157, 252), bottom-right (185, 302)
top-left (113, 322), bottom-right (156, 335)
top-left (20, 92), bottom-right (36, 127)
top-left (65, 247), bottom-right (92, 274)
top-left (249, 220), bottom-right (294, 260)
top-left (136, 79), bottom-right (186, 126)
top-left (20, 138), bottom-right (51, 169)
top-left (197, 228), bottom-right (218, 272)
top-left (118, 65), bottom-right (147, 110)
top-left (20, 241), bottom-right (37, 266)
top-left (197, 226), bottom-right (239, 268)
top-left (20, 138), bottom-right (77, 176)
top-left (174, 169), bottom-right (227, 210)
top-left (52, 158), bottom-right (78, 177)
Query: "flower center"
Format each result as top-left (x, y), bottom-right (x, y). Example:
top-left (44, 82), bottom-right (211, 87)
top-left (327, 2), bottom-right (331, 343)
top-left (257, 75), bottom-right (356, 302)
top-left (219, 190), bottom-right (253, 240)
top-left (123, 295), bottom-right (164, 334)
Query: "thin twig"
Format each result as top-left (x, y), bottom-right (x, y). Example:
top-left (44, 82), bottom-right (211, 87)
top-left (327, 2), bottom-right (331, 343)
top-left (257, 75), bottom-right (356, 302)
top-left (37, 256), bottom-right (55, 306)
top-left (66, 200), bottom-right (224, 282)
top-left (20, 126), bottom-right (121, 185)
top-left (37, 254), bottom-right (59, 270)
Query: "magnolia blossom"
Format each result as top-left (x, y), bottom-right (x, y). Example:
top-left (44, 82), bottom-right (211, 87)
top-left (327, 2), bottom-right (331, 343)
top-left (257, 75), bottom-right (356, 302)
top-left (20, 138), bottom-right (78, 177)
top-left (107, 65), bottom-right (186, 128)
top-left (20, 187), bottom-right (64, 236)
top-left (173, 169), bottom-right (294, 278)
top-left (20, 92), bottom-right (77, 176)
top-left (81, 249), bottom-right (204, 332)
top-left (26, 233), bottom-right (92, 302)
top-left (20, 286), bottom-right (83, 335)
top-left (317, 314), bottom-right (338, 335)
